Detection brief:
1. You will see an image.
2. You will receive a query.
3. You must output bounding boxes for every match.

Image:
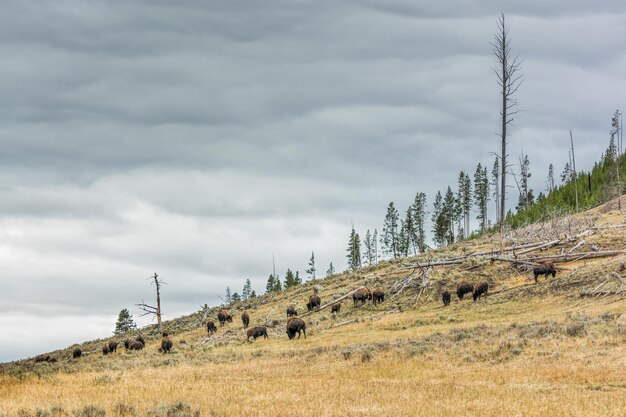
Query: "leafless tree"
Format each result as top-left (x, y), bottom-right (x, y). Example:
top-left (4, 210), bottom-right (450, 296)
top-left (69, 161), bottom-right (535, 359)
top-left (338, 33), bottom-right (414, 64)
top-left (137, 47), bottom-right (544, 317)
top-left (137, 272), bottom-right (165, 329)
top-left (491, 13), bottom-right (523, 251)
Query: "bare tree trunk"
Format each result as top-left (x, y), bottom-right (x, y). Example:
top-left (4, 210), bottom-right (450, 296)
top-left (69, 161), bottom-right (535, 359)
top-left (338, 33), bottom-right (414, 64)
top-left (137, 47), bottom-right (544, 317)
top-left (570, 130), bottom-right (579, 213)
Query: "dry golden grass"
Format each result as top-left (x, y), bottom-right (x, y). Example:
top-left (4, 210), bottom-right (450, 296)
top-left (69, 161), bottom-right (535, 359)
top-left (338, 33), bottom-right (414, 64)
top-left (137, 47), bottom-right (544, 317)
top-left (1, 201), bottom-right (625, 416)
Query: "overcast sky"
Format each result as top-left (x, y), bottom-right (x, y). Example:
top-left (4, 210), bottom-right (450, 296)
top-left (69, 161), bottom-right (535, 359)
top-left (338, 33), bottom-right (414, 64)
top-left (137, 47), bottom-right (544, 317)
top-left (2, 1), bottom-right (625, 363)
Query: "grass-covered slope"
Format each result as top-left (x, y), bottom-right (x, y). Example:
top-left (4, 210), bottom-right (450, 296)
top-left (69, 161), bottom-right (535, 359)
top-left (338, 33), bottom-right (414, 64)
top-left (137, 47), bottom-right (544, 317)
top-left (1, 198), bottom-right (625, 417)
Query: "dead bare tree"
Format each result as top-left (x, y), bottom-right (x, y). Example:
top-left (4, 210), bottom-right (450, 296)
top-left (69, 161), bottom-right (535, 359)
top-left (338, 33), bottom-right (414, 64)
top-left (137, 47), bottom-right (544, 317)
top-left (491, 13), bottom-right (523, 253)
top-left (137, 272), bottom-right (165, 330)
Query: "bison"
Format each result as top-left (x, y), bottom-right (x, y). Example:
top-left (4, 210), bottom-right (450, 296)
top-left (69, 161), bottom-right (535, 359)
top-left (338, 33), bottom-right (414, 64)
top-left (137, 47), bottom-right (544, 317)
top-left (102, 345), bottom-right (110, 355)
top-left (161, 337), bottom-right (173, 354)
top-left (456, 281), bottom-right (474, 300)
top-left (241, 311), bottom-right (250, 329)
top-left (34, 354), bottom-right (51, 363)
top-left (247, 326), bottom-right (268, 341)
top-left (331, 303), bottom-right (341, 314)
top-left (352, 288), bottom-right (371, 307)
top-left (473, 282), bottom-right (489, 301)
top-left (442, 290), bottom-right (451, 306)
top-left (533, 262), bottom-right (556, 284)
top-left (372, 287), bottom-right (385, 306)
top-left (136, 335), bottom-right (145, 345)
top-left (207, 321), bottom-right (217, 335)
top-left (108, 341), bottom-right (118, 353)
top-left (286, 317), bottom-right (306, 340)
top-left (217, 309), bottom-right (233, 326)
top-left (124, 339), bottom-right (132, 350)
top-left (129, 340), bottom-right (144, 351)
top-left (287, 306), bottom-right (298, 317)
top-left (308, 295), bottom-right (321, 311)
top-left (72, 348), bottom-right (82, 359)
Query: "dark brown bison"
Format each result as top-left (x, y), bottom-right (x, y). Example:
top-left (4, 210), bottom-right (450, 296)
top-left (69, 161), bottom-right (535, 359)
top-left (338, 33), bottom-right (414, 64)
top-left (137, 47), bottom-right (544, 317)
top-left (34, 354), bottom-right (51, 363)
top-left (136, 335), bottom-right (145, 345)
top-left (72, 348), bottom-right (82, 359)
top-left (353, 288), bottom-right (371, 307)
top-left (246, 326), bottom-right (268, 341)
top-left (241, 311), bottom-right (250, 329)
top-left (372, 287), bottom-right (385, 306)
top-left (102, 345), bottom-right (110, 355)
top-left (161, 337), bottom-right (173, 354)
top-left (308, 295), bottom-right (321, 311)
top-left (473, 282), bottom-right (489, 301)
top-left (286, 317), bottom-right (306, 339)
top-left (533, 262), bottom-right (556, 284)
top-left (124, 339), bottom-right (132, 350)
top-left (207, 321), bottom-right (217, 335)
top-left (217, 309), bottom-right (233, 326)
top-left (108, 341), bottom-right (118, 353)
top-left (47, 357), bottom-right (58, 363)
top-left (442, 290), bottom-right (451, 306)
top-left (287, 306), bottom-right (298, 317)
top-left (456, 281), bottom-right (474, 300)
top-left (331, 303), bottom-right (341, 314)
top-left (129, 340), bottom-right (144, 351)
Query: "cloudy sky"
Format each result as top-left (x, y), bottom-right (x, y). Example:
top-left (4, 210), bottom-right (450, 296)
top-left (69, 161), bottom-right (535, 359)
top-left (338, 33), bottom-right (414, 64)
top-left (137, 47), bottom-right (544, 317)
top-left (1, 1), bottom-right (625, 362)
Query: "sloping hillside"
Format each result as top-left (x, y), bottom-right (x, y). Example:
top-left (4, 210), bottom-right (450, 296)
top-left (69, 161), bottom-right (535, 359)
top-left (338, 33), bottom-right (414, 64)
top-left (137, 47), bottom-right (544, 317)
top-left (1, 198), bottom-right (625, 417)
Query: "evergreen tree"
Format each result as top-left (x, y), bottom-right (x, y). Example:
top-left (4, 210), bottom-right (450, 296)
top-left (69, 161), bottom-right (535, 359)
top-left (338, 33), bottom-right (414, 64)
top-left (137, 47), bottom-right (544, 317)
top-left (432, 191), bottom-right (444, 246)
top-left (457, 171), bottom-right (472, 239)
top-left (363, 229), bottom-right (374, 265)
top-left (403, 207), bottom-right (418, 255)
top-left (516, 152), bottom-right (533, 212)
top-left (443, 186), bottom-right (457, 244)
top-left (326, 262), bottom-right (335, 277)
top-left (250, 290), bottom-right (257, 298)
top-left (561, 162), bottom-right (571, 183)
top-left (225, 286), bottom-right (231, 303)
top-left (492, 158), bottom-right (500, 224)
top-left (242, 279), bottom-right (252, 300)
top-left (114, 308), bottom-right (137, 334)
top-left (273, 275), bottom-right (282, 292)
top-left (397, 219), bottom-right (409, 258)
top-left (372, 229), bottom-right (379, 263)
top-left (284, 268), bottom-right (297, 288)
top-left (473, 163), bottom-right (489, 233)
top-left (305, 252), bottom-right (316, 280)
top-left (346, 226), bottom-right (362, 271)
top-left (411, 192), bottom-right (427, 253)
top-left (547, 163), bottom-right (555, 192)
top-left (265, 274), bottom-right (276, 294)
top-left (381, 202), bottom-right (400, 258)
top-left (231, 292), bottom-right (241, 302)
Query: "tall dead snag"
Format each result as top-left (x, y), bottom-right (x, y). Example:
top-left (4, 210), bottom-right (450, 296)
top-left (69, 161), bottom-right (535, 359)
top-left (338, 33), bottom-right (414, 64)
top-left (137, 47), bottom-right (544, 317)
top-left (492, 13), bottom-right (523, 252)
top-left (137, 272), bottom-right (165, 330)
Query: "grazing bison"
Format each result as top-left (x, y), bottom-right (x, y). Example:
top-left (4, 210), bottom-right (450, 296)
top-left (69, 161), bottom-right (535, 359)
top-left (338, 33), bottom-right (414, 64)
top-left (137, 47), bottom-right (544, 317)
top-left (108, 341), bottom-right (118, 353)
top-left (442, 290), bottom-right (451, 306)
top-left (207, 321), bottom-right (217, 335)
top-left (217, 309), bottom-right (233, 326)
top-left (102, 345), bottom-right (110, 355)
top-left (124, 339), bottom-right (132, 350)
top-left (72, 348), bottom-right (82, 359)
top-left (308, 295), bottom-right (321, 311)
top-left (533, 262), bottom-right (556, 284)
top-left (353, 288), bottom-right (371, 307)
top-left (331, 303), bottom-right (341, 314)
top-left (161, 337), bottom-right (173, 354)
top-left (136, 335), bottom-right (145, 345)
top-left (372, 287), bottom-right (385, 306)
top-left (473, 282), bottom-right (489, 301)
top-left (129, 340), bottom-right (144, 351)
top-left (286, 318), bottom-right (306, 340)
top-left (47, 357), bottom-right (58, 363)
top-left (34, 354), bottom-right (51, 363)
top-left (456, 281), bottom-right (474, 300)
top-left (246, 326), bottom-right (268, 341)
top-left (241, 311), bottom-right (250, 329)
top-left (287, 306), bottom-right (298, 317)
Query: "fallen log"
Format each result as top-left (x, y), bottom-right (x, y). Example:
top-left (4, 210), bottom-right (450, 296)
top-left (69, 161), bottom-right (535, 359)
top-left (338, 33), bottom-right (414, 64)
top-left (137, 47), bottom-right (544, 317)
top-left (580, 290), bottom-right (626, 297)
top-left (532, 250), bottom-right (626, 263)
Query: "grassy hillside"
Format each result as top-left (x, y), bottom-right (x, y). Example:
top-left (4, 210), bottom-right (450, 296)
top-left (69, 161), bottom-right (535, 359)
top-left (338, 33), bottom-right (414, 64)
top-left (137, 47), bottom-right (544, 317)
top-left (1, 198), bottom-right (625, 417)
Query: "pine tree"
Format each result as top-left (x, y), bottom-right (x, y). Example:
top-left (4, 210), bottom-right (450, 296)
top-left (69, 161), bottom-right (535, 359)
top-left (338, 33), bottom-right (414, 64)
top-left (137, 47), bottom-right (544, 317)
top-left (492, 158), bottom-right (500, 224)
top-left (273, 277), bottom-right (282, 292)
top-left (397, 220), bottom-right (408, 258)
top-left (473, 163), bottom-right (489, 233)
top-left (443, 186), bottom-right (457, 244)
top-left (561, 162), bottom-right (572, 183)
top-left (114, 308), bottom-right (137, 334)
top-left (372, 229), bottom-right (379, 263)
top-left (265, 274), bottom-right (276, 294)
top-left (305, 252), bottom-right (316, 280)
top-left (457, 171), bottom-right (472, 239)
top-left (547, 164), bottom-right (555, 192)
top-left (346, 226), bottom-right (362, 271)
top-left (326, 262), bottom-right (335, 277)
top-left (363, 229), bottom-right (374, 265)
top-left (242, 279), bottom-right (252, 300)
top-left (225, 286), bottom-right (231, 303)
top-left (432, 191), bottom-right (444, 246)
top-left (403, 207), bottom-right (418, 255)
top-left (284, 269), bottom-right (297, 288)
top-left (231, 292), bottom-right (241, 302)
top-left (250, 290), bottom-right (257, 298)
top-left (516, 152), bottom-right (532, 212)
top-left (381, 202), bottom-right (400, 258)
top-left (411, 192), bottom-right (427, 253)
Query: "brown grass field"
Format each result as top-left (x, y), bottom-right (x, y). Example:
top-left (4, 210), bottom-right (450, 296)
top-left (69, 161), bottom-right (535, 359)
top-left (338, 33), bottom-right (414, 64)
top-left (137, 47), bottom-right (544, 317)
top-left (1, 201), bottom-right (625, 417)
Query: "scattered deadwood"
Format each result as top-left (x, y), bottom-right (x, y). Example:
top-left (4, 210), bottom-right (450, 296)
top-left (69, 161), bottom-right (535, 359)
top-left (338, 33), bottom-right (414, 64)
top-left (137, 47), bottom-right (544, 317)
top-left (200, 329), bottom-right (237, 345)
top-left (299, 286), bottom-right (366, 318)
top-left (580, 271), bottom-right (626, 297)
top-left (330, 308), bottom-right (401, 329)
top-left (533, 250), bottom-right (626, 263)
